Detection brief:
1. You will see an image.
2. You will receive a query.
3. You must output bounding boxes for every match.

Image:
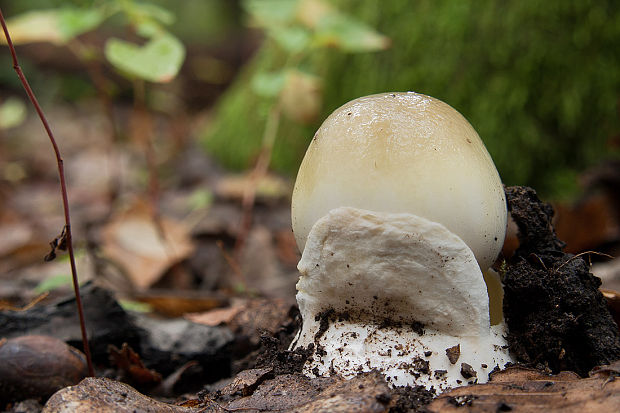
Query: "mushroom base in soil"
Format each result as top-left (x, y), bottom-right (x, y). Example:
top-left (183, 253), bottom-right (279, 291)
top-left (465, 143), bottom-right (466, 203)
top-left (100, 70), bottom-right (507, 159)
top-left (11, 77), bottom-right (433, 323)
top-left (290, 207), bottom-right (513, 391)
top-left (289, 92), bottom-right (514, 392)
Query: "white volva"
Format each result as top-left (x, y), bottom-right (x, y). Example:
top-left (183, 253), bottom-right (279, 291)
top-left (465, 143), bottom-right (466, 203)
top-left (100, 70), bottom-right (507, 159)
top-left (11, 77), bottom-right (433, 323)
top-left (292, 207), bottom-right (512, 391)
top-left (290, 92), bottom-right (512, 392)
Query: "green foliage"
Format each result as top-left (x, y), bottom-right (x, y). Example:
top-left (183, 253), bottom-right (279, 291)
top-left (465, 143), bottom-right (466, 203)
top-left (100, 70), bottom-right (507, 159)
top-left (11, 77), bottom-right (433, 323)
top-left (3, 0), bottom-right (186, 84)
top-left (0, 97), bottom-right (27, 129)
top-left (0, 8), bottom-right (106, 45)
top-left (34, 273), bottom-right (73, 294)
top-left (204, 0), bottom-right (389, 173)
top-left (203, 0), bottom-right (620, 199)
top-left (105, 34), bottom-right (185, 82)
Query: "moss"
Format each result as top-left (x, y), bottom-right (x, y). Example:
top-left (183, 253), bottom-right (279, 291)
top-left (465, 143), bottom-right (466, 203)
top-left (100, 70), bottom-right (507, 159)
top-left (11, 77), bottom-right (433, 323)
top-left (202, 0), bottom-right (620, 198)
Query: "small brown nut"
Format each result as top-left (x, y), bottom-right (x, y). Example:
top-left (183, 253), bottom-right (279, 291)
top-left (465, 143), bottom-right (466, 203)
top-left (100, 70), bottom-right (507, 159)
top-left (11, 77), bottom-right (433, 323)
top-left (0, 335), bottom-right (88, 405)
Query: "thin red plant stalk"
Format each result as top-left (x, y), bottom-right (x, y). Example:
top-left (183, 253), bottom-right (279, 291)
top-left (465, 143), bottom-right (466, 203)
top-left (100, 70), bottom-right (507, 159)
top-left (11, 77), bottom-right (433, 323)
top-left (0, 8), bottom-right (94, 377)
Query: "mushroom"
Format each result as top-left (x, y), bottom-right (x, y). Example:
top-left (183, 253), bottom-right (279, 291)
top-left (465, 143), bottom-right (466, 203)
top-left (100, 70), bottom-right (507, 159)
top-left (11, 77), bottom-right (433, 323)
top-left (290, 92), bottom-right (513, 391)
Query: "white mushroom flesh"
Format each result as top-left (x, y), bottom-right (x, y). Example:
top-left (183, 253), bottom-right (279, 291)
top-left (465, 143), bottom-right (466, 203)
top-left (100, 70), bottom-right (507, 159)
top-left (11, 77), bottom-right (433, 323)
top-left (293, 207), bottom-right (513, 391)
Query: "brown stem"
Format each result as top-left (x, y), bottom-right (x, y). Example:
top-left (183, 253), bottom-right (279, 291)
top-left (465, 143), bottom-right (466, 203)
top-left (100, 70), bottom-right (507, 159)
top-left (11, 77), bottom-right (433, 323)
top-left (235, 104), bottom-right (281, 255)
top-left (132, 79), bottom-right (166, 240)
top-left (0, 8), bottom-right (94, 377)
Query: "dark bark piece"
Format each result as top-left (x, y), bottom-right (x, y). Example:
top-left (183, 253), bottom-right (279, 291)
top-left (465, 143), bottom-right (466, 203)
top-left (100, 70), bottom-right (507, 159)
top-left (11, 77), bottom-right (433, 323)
top-left (503, 186), bottom-right (620, 376)
top-left (218, 367), bottom-right (274, 398)
top-left (0, 284), bottom-right (235, 387)
top-left (0, 283), bottom-right (140, 363)
top-left (42, 377), bottom-right (200, 413)
top-left (220, 372), bottom-right (391, 413)
top-left (200, 368), bottom-right (434, 413)
top-left (131, 314), bottom-right (234, 387)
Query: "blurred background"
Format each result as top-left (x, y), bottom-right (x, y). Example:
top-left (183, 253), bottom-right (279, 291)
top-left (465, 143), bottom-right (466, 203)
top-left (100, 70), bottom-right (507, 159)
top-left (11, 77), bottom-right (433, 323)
top-left (0, 0), bottom-right (619, 311)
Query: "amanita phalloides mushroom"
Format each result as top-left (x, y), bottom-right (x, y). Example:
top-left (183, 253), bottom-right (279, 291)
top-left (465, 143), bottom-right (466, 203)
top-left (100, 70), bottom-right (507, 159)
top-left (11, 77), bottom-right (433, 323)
top-left (290, 92), bottom-right (513, 392)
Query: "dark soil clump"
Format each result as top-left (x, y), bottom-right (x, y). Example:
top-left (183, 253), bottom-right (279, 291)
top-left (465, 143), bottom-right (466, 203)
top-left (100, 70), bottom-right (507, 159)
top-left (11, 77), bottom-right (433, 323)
top-left (253, 335), bottom-right (313, 376)
top-left (503, 186), bottom-right (620, 376)
top-left (234, 305), bottom-right (310, 376)
top-left (388, 385), bottom-right (436, 412)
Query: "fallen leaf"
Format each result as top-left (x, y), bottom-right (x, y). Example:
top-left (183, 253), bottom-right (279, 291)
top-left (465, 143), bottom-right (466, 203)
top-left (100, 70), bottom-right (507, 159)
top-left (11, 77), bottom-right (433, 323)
top-left (134, 290), bottom-right (228, 317)
top-left (189, 298), bottom-right (295, 349)
top-left (101, 200), bottom-right (195, 290)
top-left (601, 288), bottom-right (620, 328)
top-left (553, 192), bottom-right (619, 253)
top-left (108, 343), bottom-right (162, 387)
top-left (426, 365), bottom-right (620, 412)
top-left (185, 304), bottom-right (244, 326)
top-left (214, 173), bottom-right (291, 202)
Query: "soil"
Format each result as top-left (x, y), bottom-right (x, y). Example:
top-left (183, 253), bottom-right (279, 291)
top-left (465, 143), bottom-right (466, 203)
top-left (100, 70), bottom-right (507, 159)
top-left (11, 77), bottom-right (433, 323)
top-left (503, 186), bottom-right (620, 376)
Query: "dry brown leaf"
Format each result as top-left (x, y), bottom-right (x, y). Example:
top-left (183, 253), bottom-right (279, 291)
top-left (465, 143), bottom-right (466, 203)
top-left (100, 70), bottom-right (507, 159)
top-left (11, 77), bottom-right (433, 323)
top-left (214, 173), bottom-right (291, 201)
top-left (101, 200), bottom-right (194, 290)
top-left (601, 288), bottom-right (620, 328)
top-left (553, 193), bottom-right (619, 254)
top-left (187, 298), bottom-right (293, 334)
top-left (185, 304), bottom-right (244, 326)
top-left (135, 291), bottom-right (228, 318)
top-left (427, 365), bottom-right (620, 412)
top-left (108, 343), bottom-right (162, 387)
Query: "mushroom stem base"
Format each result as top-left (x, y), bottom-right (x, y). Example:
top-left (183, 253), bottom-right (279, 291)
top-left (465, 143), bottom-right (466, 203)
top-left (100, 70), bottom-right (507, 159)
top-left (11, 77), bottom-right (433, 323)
top-left (294, 315), bottom-right (513, 392)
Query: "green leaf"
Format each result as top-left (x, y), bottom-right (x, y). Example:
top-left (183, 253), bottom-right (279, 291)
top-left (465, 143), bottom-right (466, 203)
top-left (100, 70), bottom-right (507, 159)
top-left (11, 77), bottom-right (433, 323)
top-left (118, 299), bottom-right (152, 313)
top-left (269, 25), bottom-right (311, 53)
top-left (104, 34), bottom-right (186, 83)
top-left (251, 70), bottom-right (286, 98)
top-left (34, 273), bottom-right (72, 294)
top-left (314, 13), bottom-right (390, 52)
top-left (135, 20), bottom-right (162, 38)
top-left (57, 8), bottom-right (106, 40)
top-left (187, 189), bottom-right (213, 211)
top-left (2, 8), bottom-right (105, 45)
top-left (125, 1), bottom-right (176, 26)
top-left (0, 98), bottom-right (27, 129)
top-left (242, 0), bottom-right (299, 26)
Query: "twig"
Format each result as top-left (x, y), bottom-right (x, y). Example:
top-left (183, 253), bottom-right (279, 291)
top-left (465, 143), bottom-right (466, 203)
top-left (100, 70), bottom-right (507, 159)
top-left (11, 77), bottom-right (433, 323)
top-left (0, 8), bottom-right (94, 377)
top-left (235, 104), bottom-right (282, 254)
top-left (0, 292), bottom-right (49, 311)
top-left (554, 250), bottom-right (614, 272)
top-left (529, 253), bottom-right (548, 271)
top-left (132, 78), bottom-right (166, 240)
top-left (216, 240), bottom-right (246, 289)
